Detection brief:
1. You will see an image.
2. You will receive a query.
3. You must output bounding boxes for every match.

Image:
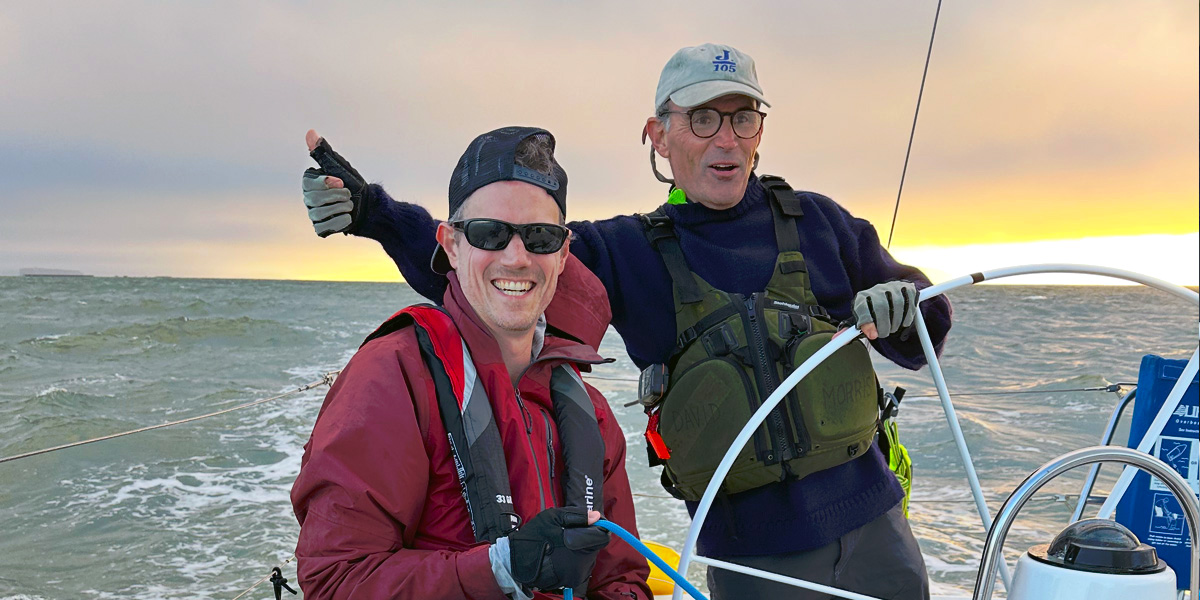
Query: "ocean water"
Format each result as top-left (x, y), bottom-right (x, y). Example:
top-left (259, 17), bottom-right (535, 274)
top-left (0, 276), bottom-right (1195, 599)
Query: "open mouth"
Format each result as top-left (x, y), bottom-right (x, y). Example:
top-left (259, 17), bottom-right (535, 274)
top-left (492, 279), bottom-right (535, 297)
top-left (709, 162), bottom-right (739, 174)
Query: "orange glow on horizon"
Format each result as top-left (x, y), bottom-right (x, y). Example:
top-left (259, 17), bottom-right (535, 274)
top-left (197, 233), bottom-right (1197, 287)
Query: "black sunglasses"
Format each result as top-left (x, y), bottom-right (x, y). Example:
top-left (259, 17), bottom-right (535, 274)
top-left (450, 219), bottom-right (570, 254)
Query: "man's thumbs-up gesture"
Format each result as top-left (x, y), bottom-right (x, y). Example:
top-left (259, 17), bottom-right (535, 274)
top-left (302, 129), bottom-right (373, 237)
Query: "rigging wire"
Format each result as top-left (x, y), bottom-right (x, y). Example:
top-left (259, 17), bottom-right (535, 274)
top-left (886, 0), bottom-right (944, 249)
top-left (904, 383), bottom-right (1134, 399)
top-left (0, 370), bottom-right (340, 466)
top-left (591, 372), bottom-right (1132, 396)
top-left (580, 374), bottom-right (640, 382)
top-left (620, 379), bottom-right (1129, 408)
top-left (631, 491), bottom-right (1107, 505)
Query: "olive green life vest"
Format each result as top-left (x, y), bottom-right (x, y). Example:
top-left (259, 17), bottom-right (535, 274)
top-left (641, 175), bottom-right (882, 502)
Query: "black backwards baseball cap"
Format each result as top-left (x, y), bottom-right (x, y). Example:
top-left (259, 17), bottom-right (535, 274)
top-left (432, 126), bottom-right (569, 275)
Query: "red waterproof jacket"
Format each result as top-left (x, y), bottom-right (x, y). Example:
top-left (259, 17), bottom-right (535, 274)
top-left (291, 258), bottom-right (651, 599)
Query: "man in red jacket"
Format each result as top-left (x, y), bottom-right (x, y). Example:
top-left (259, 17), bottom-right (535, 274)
top-left (291, 127), bottom-right (651, 600)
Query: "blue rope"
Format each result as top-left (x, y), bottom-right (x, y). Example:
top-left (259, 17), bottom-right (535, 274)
top-left (573, 519), bottom-right (708, 600)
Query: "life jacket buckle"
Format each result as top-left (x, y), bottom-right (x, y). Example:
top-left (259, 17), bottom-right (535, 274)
top-left (779, 312), bottom-right (811, 338)
top-left (638, 212), bottom-right (672, 230)
top-left (676, 326), bottom-right (699, 349)
top-left (701, 325), bottom-right (738, 357)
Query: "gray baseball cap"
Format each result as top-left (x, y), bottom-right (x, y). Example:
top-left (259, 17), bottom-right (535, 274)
top-left (654, 43), bottom-right (770, 110)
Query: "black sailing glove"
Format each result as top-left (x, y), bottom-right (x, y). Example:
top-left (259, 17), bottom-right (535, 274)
top-left (509, 507), bottom-right (611, 592)
top-left (303, 137), bottom-right (374, 237)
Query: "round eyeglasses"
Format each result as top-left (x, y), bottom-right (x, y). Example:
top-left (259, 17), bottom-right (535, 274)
top-left (660, 108), bottom-right (767, 139)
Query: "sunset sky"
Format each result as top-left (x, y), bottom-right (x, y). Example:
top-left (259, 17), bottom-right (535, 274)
top-left (1, 1), bottom-right (1196, 286)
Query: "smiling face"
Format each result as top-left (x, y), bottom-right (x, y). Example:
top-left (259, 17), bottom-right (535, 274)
top-left (437, 180), bottom-right (568, 340)
top-left (647, 94), bottom-right (763, 210)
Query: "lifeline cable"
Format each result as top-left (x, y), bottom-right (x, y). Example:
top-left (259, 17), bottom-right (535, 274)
top-left (579, 374), bottom-right (641, 383)
top-left (0, 370), bottom-right (340, 465)
top-left (633, 490), bottom-right (1108, 505)
top-left (886, 0), bottom-right (943, 249)
top-left (588, 375), bottom-right (1134, 396)
top-left (610, 378), bottom-right (1131, 407)
top-left (904, 382), bottom-right (1133, 399)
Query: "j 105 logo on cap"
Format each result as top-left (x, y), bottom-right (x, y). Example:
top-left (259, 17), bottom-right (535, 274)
top-left (712, 49), bottom-right (737, 72)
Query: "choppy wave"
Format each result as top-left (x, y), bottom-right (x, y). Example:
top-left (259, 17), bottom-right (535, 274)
top-left (21, 316), bottom-right (303, 353)
top-left (0, 414), bottom-right (138, 457)
top-left (28, 387), bottom-right (115, 410)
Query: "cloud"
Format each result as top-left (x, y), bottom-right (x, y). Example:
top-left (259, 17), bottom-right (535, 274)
top-left (0, 138), bottom-right (293, 192)
top-left (0, 0), bottom-right (1194, 280)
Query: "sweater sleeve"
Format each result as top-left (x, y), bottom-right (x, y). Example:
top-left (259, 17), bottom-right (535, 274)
top-left (291, 342), bottom-right (506, 600)
top-left (353, 184), bottom-right (449, 303)
top-left (844, 210), bottom-right (952, 370)
top-left (584, 385), bottom-right (653, 600)
top-left (563, 218), bottom-right (609, 283)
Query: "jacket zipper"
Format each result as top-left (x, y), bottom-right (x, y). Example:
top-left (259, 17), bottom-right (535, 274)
top-left (542, 409), bottom-right (556, 482)
top-left (514, 388), bottom-right (550, 510)
top-left (744, 293), bottom-right (795, 463)
top-left (540, 408), bottom-right (556, 511)
top-left (512, 355), bottom-right (610, 510)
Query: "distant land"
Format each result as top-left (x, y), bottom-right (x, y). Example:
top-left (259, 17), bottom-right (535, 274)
top-left (19, 268), bottom-right (92, 277)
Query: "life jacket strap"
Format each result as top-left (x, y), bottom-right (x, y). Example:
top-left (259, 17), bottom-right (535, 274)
top-left (639, 208), bottom-right (704, 304)
top-left (548, 366), bottom-right (606, 516)
top-left (412, 315), bottom-right (519, 544)
top-left (760, 175), bottom-right (803, 254)
top-left (675, 303), bottom-right (740, 350)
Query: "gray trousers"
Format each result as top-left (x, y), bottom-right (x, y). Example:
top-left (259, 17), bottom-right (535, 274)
top-left (705, 503), bottom-right (930, 600)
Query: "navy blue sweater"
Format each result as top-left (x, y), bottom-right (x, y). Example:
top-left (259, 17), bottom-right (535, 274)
top-left (356, 176), bottom-right (952, 557)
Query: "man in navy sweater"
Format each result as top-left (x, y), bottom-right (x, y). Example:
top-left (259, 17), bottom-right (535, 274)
top-left (302, 44), bottom-right (951, 599)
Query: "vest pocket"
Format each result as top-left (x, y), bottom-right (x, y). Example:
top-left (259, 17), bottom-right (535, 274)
top-left (783, 331), bottom-right (879, 464)
top-left (659, 356), bottom-right (781, 500)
